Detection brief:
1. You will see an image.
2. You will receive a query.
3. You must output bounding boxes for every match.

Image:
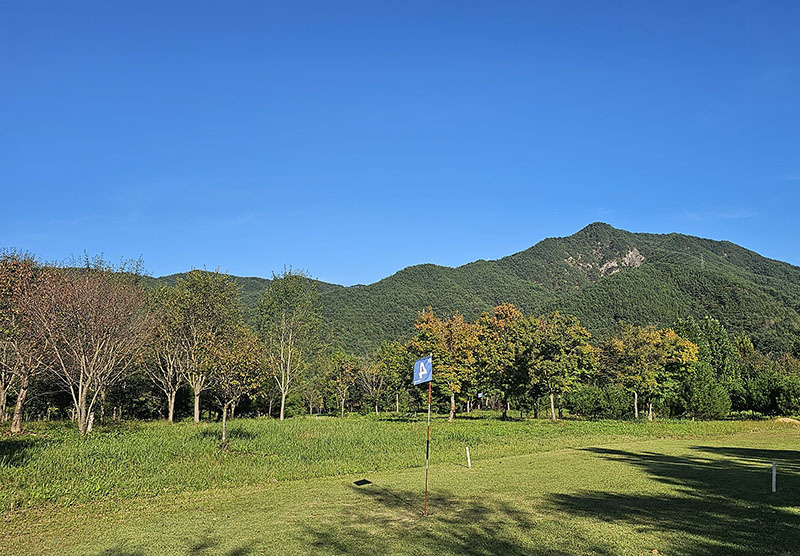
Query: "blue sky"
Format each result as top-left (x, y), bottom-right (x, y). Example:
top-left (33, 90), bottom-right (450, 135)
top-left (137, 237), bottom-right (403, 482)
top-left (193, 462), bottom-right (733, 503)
top-left (3, 1), bottom-right (799, 285)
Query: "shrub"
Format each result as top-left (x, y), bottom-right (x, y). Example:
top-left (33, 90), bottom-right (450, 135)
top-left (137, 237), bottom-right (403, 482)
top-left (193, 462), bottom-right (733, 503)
top-left (565, 384), bottom-right (632, 419)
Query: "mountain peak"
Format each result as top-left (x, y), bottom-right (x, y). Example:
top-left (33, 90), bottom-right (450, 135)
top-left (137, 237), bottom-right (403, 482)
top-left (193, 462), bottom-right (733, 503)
top-left (578, 222), bottom-right (616, 233)
top-left (572, 222), bottom-right (624, 239)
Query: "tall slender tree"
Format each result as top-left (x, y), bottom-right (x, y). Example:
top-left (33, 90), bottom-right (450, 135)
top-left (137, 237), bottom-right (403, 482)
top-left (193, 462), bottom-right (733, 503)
top-left (327, 349), bottom-right (359, 418)
top-left (374, 340), bottom-right (411, 412)
top-left (358, 355), bottom-right (388, 415)
top-left (475, 303), bottom-right (527, 419)
top-left (146, 286), bottom-right (184, 422)
top-left (174, 270), bottom-right (242, 423)
top-left (256, 269), bottom-right (321, 421)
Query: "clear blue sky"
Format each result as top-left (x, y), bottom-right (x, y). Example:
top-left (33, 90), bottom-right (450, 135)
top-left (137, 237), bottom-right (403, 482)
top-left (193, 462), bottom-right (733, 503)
top-left (3, 1), bottom-right (799, 285)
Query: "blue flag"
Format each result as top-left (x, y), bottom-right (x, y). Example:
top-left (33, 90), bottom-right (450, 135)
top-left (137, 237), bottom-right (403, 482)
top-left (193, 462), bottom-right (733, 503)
top-left (413, 355), bottom-right (433, 385)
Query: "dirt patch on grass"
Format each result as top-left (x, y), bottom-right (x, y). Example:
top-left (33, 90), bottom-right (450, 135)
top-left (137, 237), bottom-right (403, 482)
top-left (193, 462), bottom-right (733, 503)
top-left (775, 417), bottom-right (800, 426)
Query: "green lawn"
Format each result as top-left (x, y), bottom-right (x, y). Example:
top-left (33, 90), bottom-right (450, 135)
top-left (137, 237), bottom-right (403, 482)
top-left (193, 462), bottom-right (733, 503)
top-left (2, 416), bottom-right (799, 555)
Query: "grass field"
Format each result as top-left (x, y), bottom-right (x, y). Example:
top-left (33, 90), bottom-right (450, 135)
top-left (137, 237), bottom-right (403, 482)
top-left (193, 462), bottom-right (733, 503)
top-left (2, 415), bottom-right (799, 555)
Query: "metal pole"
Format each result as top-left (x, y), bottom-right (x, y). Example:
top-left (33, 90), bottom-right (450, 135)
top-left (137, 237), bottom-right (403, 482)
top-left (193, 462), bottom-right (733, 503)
top-left (424, 380), bottom-right (431, 516)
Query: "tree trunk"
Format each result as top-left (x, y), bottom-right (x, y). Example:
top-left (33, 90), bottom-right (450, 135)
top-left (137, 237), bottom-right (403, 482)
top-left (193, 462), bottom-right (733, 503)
top-left (448, 391), bottom-right (456, 422)
top-left (549, 392), bottom-right (557, 421)
top-left (557, 393), bottom-right (563, 419)
top-left (309, 399), bottom-right (313, 415)
top-left (230, 401), bottom-right (236, 419)
top-left (268, 397), bottom-right (273, 418)
top-left (633, 391), bottom-right (639, 420)
top-left (99, 388), bottom-right (107, 424)
top-left (396, 392), bottom-right (399, 413)
top-left (0, 386), bottom-right (8, 423)
top-left (340, 398), bottom-right (345, 418)
top-left (10, 374), bottom-right (30, 434)
top-left (533, 398), bottom-right (539, 419)
top-left (77, 388), bottom-right (90, 436)
top-left (648, 402), bottom-right (654, 422)
top-left (375, 403), bottom-right (379, 415)
top-left (467, 399), bottom-right (471, 413)
top-left (502, 398), bottom-right (508, 420)
top-left (280, 391), bottom-right (287, 420)
top-left (221, 403), bottom-right (229, 444)
top-left (193, 389), bottom-right (201, 423)
top-left (167, 391), bottom-right (176, 423)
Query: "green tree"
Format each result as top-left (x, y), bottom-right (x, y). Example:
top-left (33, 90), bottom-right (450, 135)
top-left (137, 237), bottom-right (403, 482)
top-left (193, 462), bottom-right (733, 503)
top-left (145, 285), bottom-right (185, 422)
top-left (519, 312), bottom-right (594, 421)
top-left (207, 325), bottom-right (265, 444)
top-left (791, 339), bottom-right (800, 360)
top-left (602, 324), bottom-right (698, 421)
top-left (327, 349), bottom-right (359, 417)
top-left (682, 361), bottom-right (732, 419)
top-left (677, 316), bottom-right (740, 395)
top-left (475, 303), bottom-right (527, 419)
top-left (256, 269), bottom-right (321, 421)
top-left (374, 340), bottom-right (412, 412)
top-left (173, 270), bottom-right (242, 423)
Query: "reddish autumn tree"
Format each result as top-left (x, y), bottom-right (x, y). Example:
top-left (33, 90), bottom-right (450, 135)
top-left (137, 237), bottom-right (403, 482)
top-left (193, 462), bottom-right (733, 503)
top-left (26, 259), bottom-right (153, 435)
top-left (0, 251), bottom-right (48, 434)
top-left (409, 308), bottom-right (479, 422)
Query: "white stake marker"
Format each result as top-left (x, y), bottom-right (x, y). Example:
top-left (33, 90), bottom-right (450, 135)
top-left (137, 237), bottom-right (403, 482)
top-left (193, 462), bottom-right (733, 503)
top-left (466, 446), bottom-right (472, 468)
top-left (772, 462), bottom-right (777, 493)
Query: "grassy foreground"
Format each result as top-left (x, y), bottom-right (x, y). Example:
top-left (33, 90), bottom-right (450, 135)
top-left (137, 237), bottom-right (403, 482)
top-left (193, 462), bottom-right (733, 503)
top-left (2, 416), bottom-right (799, 555)
top-left (0, 414), bottom-right (788, 511)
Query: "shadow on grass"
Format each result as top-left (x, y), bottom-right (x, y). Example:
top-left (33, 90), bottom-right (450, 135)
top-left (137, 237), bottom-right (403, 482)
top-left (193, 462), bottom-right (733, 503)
top-left (547, 445), bottom-right (800, 556)
top-left (0, 435), bottom-right (48, 468)
top-left (96, 532), bottom-right (255, 556)
top-left (300, 484), bottom-right (617, 555)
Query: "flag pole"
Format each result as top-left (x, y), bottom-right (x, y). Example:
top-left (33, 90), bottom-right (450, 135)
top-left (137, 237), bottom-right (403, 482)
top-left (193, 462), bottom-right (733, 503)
top-left (424, 379), bottom-right (431, 516)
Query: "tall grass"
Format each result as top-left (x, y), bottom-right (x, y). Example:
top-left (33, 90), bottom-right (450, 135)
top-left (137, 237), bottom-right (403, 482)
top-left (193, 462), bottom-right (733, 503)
top-left (0, 414), bottom-right (787, 511)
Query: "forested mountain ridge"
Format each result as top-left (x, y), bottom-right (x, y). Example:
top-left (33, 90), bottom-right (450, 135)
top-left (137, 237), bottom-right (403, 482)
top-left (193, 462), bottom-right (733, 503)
top-left (156, 223), bottom-right (800, 354)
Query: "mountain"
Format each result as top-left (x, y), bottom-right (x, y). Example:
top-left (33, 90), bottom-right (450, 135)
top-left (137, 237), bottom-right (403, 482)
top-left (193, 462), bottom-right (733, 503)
top-left (156, 223), bottom-right (800, 354)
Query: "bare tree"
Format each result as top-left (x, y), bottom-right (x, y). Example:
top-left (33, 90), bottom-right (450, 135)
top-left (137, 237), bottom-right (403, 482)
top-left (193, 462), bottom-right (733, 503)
top-left (26, 261), bottom-right (153, 435)
top-left (328, 350), bottom-right (358, 418)
top-left (300, 378), bottom-right (323, 415)
top-left (256, 269), bottom-right (321, 420)
top-left (358, 357), bottom-right (387, 415)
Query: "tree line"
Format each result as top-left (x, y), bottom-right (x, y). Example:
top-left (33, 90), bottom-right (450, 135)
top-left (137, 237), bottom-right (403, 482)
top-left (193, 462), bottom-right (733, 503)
top-left (2, 251), bottom-right (799, 442)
